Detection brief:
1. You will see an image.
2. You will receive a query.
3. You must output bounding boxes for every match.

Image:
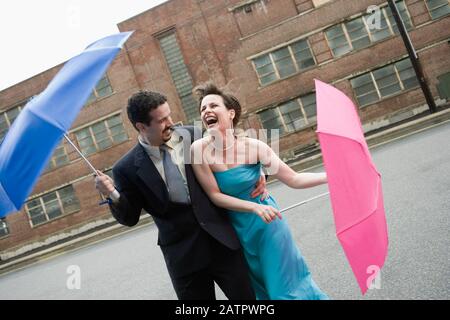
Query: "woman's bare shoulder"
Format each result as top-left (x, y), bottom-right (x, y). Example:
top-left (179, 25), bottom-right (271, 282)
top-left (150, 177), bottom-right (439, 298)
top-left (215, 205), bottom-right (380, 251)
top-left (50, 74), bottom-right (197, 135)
top-left (240, 136), bottom-right (269, 149)
top-left (191, 135), bottom-right (213, 150)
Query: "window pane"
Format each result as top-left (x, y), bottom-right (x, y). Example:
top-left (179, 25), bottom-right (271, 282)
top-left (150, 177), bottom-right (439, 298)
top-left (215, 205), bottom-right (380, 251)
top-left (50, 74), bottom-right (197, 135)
top-left (159, 32), bottom-right (196, 123)
top-left (0, 219), bottom-right (9, 237)
top-left (75, 128), bottom-right (90, 140)
top-left (78, 136), bottom-right (94, 148)
top-left (357, 92), bottom-right (380, 106)
top-left (45, 201), bottom-right (62, 220)
top-left (300, 94), bottom-right (317, 120)
top-left (28, 206), bottom-right (44, 218)
top-left (259, 108), bottom-right (283, 129)
top-left (112, 132), bottom-right (128, 144)
top-left (366, 11), bottom-right (391, 41)
top-left (325, 25), bottom-right (351, 57)
top-left (106, 115), bottom-right (121, 127)
top-left (94, 130), bottom-right (109, 141)
top-left (109, 124), bottom-right (124, 136)
top-left (31, 214), bottom-right (47, 226)
top-left (279, 100), bottom-right (303, 131)
top-left (373, 65), bottom-right (402, 97)
top-left (291, 40), bottom-right (315, 70)
top-left (259, 108), bottom-right (285, 137)
top-left (92, 122), bottom-right (107, 135)
top-left (59, 186), bottom-right (80, 214)
top-left (86, 92), bottom-right (96, 105)
top-left (395, 59), bottom-right (418, 89)
top-left (97, 138), bottom-right (113, 150)
top-left (27, 199), bottom-right (41, 209)
top-left (345, 18), bottom-right (370, 50)
top-left (272, 47), bottom-right (296, 78)
top-left (96, 86), bottom-right (113, 98)
top-left (6, 107), bottom-right (21, 125)
top-left (179, 94), bottom-right (199, 124)
top-left (42, 192), bottom-right (57, 204)
top-left (351, 74), bottom-right (380, 106)
top-left (82, 145), bottom-right (97, 156)
top-left (427, 0), bottom-right (450, 19)
top-left (260, 73), bottom-right (278, 85)
top-left (386, 1), bottom-right (413, 33)
top-left (0, 115), bottom-right (9, 141)
top-left (54, 155), bottom-right (69, 167)
top-left (96, 76), bottom-right (110, 91)
top-left (254, 54), bottom-right (272, 69)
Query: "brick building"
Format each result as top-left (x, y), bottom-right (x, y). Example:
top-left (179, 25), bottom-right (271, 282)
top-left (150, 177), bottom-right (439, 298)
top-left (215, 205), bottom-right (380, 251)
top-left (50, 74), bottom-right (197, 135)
top-left (1, 0), bottom-right (449, 257)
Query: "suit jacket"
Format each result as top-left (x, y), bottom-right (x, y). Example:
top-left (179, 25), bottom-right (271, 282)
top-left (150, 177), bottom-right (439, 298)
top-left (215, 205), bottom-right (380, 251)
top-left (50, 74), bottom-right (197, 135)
top-left (109, 126), bottom-right (241, 278)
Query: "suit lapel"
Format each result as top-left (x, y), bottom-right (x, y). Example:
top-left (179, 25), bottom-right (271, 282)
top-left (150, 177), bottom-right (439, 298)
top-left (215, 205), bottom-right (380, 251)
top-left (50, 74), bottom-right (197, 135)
top-left (134, 144), bottom-right (169, 206)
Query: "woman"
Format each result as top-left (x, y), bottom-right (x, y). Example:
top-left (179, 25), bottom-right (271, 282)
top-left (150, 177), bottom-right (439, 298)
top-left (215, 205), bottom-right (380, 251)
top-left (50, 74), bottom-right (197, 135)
top-left (190, 83), bottom-right (328, 300)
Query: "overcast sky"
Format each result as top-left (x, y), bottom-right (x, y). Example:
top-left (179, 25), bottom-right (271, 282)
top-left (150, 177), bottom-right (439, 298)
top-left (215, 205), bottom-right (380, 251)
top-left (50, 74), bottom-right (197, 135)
top-left (0, 0), bottom-right (167, 91)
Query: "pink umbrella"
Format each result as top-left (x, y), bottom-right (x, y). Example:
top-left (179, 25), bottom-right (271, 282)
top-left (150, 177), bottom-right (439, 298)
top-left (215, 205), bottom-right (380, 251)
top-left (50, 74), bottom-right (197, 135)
top-left (315, 79), bottom-right (389, 294)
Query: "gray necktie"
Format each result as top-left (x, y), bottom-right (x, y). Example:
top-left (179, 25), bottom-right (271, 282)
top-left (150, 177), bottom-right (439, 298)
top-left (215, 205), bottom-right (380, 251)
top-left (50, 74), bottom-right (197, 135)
top-left (160, 144), bottom-right (190, 204)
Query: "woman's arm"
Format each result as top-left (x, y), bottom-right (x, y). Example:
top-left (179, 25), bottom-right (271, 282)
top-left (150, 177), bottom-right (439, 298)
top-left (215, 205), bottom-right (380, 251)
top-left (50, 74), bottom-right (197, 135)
top-left (190, 140), bottom-right (281, 223)
top-left (257, 140), bottom-right (327, 189)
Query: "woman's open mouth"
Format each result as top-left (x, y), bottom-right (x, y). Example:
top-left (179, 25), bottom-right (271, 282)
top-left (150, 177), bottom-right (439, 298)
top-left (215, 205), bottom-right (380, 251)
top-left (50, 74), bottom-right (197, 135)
top-left (204, 115), bottom-right (218, 128)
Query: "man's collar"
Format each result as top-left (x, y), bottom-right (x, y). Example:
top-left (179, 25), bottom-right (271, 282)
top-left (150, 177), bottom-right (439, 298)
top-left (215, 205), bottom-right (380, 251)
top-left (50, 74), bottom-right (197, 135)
top-left (138, 129), bottom-right (182, 156)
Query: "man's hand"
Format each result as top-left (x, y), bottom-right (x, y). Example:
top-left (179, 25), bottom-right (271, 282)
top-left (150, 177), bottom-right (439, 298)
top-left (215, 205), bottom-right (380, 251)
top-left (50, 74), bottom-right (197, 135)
top-left (251, 175), bottom-right (269, 200)
top-left (95, 170), bottom-right (116, 197)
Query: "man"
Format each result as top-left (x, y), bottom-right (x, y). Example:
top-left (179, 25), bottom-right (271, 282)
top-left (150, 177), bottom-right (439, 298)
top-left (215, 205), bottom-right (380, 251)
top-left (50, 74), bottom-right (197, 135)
top-left (95, 90), bottom-right (267, 299)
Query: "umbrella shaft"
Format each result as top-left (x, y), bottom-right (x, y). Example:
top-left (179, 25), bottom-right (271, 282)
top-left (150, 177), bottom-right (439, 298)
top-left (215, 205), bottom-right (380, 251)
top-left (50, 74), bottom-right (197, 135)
top-left (63, 134), bottom-right (97, 175)
top-left (280, 191), bottom-right (329, 213)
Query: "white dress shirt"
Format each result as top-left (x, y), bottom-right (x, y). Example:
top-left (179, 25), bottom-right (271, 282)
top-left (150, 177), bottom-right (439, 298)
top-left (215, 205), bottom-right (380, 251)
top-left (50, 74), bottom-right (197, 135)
top-left (110, 129), bottom-right (190, 202)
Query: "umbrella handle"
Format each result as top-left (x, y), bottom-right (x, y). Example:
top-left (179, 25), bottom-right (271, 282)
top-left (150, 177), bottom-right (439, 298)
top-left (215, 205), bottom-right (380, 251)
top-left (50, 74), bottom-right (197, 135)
top-left (63, 134), bottom-right (111, 206)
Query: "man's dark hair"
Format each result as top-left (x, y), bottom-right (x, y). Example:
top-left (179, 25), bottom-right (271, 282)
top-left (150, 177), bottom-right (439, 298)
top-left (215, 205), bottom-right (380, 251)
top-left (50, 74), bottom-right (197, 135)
top-left (127, 90), bottom-right (167, 130)
top-left (193, 82), bottom-right (242, 127)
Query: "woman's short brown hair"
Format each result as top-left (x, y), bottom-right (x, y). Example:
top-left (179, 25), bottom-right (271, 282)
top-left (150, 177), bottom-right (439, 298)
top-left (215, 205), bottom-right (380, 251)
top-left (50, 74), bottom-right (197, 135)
top-left (193, 82), bottom-right (241, 127)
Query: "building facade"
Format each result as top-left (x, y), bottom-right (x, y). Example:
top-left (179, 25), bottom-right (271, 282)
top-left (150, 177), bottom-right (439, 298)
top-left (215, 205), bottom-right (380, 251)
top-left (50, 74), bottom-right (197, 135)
top-left (1, 0), bottom-right (449, 256)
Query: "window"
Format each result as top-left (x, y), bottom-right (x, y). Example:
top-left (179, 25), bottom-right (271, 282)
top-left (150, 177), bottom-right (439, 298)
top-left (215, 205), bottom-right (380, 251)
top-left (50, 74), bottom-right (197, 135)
top-left (74, 114), bottom-right (128, 156)
top-left (158, 32), bottom-right (198, 123)
top-left (25, 185), bottom-right (80, 227)
top-left (46, 139), bottom-right (70, 171)
top-left (425, 0), bottom-right (450, 19)
top-left (437, 72), bottom-right (450, 99)
top-left (252, 39), bottom-right (315, 86)
top-left (350, 58), bottom-right (419, 106)
top-left (0, 218), bottom-right (9, 237)
top-left (85, 74), bottom-right (113, 105)
top-left (325, 1), bottom-right (413, 57)
top-left (0, 105), bottom-right (23, 142)
top-left (258, 93), bottom-right (317, 139)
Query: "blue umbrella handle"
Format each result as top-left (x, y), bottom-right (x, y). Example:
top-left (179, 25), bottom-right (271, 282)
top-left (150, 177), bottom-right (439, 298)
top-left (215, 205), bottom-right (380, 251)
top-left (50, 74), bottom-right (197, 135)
top-left (99, 198), bottom-right (112, 206)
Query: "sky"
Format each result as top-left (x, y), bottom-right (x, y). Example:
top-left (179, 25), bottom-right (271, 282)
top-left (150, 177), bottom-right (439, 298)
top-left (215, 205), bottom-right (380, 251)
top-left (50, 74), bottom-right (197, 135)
top-left (0, 0), bottom-right (168, 91)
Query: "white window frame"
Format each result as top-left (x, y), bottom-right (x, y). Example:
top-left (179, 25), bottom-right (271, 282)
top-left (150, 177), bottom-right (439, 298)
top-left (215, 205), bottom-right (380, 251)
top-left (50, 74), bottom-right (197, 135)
top-left (25, 186), bottom-right (80, 227)
top-left (252, 38), bottom-right (316, 86)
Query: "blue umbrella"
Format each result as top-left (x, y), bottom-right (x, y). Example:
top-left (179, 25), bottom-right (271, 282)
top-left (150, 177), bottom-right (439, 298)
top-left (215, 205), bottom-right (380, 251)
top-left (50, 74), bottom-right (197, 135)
top-left (0, 31), bottom-right (133, 217)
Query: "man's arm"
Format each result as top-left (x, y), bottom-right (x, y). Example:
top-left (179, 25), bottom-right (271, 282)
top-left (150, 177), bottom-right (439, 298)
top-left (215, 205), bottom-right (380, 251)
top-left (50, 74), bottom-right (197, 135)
top-left (95, 169), bottom-right (143, 227)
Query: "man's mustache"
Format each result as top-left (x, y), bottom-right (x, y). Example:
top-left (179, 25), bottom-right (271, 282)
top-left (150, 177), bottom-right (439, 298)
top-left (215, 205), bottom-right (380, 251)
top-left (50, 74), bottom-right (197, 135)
top-left (164, 126), bottom-right (174, 133)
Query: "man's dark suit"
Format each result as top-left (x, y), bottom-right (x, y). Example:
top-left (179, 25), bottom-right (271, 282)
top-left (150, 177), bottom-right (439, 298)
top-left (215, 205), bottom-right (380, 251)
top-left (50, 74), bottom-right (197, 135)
top-left (108, 126), bottom-right (255, 299)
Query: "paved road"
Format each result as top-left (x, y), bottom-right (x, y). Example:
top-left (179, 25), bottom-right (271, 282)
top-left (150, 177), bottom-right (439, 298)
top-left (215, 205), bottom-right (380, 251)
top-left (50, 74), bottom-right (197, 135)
top-left (0, 122), bottom-right (449, 300)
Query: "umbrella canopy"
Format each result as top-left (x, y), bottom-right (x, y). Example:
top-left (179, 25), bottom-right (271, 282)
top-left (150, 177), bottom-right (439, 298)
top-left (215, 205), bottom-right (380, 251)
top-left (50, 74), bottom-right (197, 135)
top-left (0, 32), bottom-right (133, 218)
top-left (315, 79), bottom-right (389, 294)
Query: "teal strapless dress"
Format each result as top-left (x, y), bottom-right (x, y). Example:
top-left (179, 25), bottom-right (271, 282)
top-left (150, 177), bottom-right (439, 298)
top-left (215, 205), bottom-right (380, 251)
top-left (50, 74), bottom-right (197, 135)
top-left (213, 163), bottom-right (328, 300)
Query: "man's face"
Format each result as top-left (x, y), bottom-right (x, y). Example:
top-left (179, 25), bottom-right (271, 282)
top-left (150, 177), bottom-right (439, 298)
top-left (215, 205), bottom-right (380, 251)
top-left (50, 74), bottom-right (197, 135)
top-left (138, 102), bottom-right (174, 146)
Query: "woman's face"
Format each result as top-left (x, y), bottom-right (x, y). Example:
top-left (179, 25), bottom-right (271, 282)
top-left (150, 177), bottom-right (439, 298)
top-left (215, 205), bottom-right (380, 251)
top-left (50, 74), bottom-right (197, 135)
top-left (200, 94), bottom-right (234, 132)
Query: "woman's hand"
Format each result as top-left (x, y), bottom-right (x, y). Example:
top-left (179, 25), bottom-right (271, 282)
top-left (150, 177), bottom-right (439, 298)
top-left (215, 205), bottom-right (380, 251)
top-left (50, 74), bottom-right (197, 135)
top-left (251, 204), bottom-right (282, 223)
